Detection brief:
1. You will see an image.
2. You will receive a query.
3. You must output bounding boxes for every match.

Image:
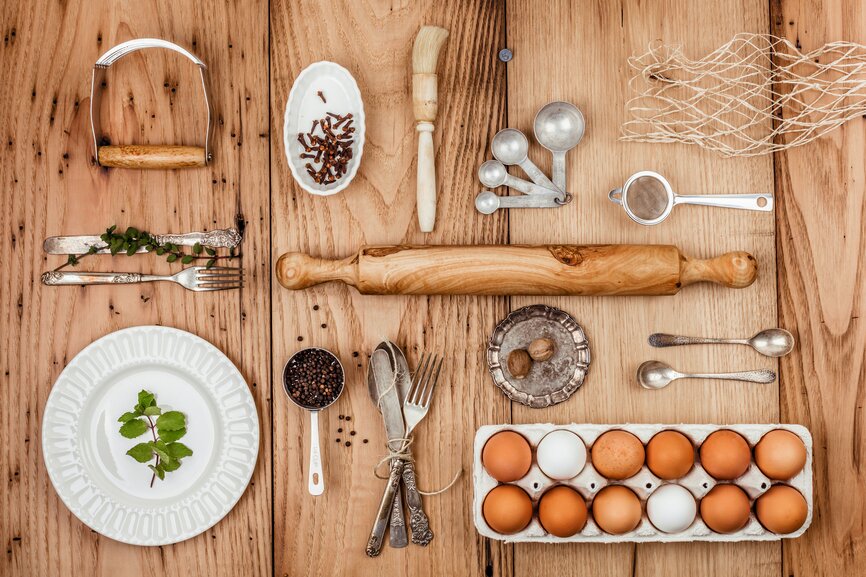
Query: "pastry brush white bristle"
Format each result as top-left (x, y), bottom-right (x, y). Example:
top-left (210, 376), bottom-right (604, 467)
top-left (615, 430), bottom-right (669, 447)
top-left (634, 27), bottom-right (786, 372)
top-left (412, 26), bottom-right (449, 73)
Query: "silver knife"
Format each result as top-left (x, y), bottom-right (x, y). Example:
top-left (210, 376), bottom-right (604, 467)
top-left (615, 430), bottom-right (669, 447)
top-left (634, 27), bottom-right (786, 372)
top-left (366, 343), bottom-right (408, 549)
top-left (390, 345), bottom-right (434, 545)
top-left (43, 228), bottom-right (242, 254)
top-left (365, 348), bottom-right (407, 557)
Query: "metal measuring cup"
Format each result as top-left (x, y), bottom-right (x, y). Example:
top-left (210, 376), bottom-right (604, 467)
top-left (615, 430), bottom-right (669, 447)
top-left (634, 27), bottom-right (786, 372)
top-left (608, 170), bottom-right (774, 226)
top-left (283, 347), bottom-right (345, 496)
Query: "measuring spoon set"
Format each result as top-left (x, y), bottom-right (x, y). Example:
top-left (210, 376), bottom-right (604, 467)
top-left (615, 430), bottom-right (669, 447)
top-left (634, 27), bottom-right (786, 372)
top-left (475, 101), bottom-right (584, 214)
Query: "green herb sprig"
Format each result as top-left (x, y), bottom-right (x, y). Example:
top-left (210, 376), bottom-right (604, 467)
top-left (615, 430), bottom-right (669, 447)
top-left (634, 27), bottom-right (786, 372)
top-left (118, 390), bottom-right (193, 487)
top-left (54, 225), bottom-right (239, 272)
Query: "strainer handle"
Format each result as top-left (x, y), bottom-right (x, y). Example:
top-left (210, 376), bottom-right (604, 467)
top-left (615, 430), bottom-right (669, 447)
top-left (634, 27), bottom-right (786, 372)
top-left (674, 193), bottom-right (774, 212)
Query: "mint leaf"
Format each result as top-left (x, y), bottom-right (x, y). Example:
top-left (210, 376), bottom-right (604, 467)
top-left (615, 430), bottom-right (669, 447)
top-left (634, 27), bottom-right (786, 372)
top-left (149, 441), bottom-right (171, 463)
top-left (148, 464), bottom-right (165, 481)
top-left (156, 411), bottom-right (185, 431)
top-left (143, 406), bottom-right (161, 416)
top-left (119, 418), bottom-right (148, 439)
top-left (161, 459), bottom-right (181, 472)
top-left (137, 390), bottom-right (155, 408)
top-left (117, 411), bottom-right (139, 423)
top-left (126, 443), bottom-right (154, 463)
top-left (158, 427), bottom-right (186, 443)
top-left (166, 442), bottom-right (193, 459)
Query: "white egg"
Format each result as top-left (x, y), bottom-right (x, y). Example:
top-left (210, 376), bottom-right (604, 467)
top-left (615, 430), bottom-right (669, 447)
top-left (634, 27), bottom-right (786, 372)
top-left (536, 430), bottom-right (587, 480)
top-left (646, 484), bottom-right (697, 533)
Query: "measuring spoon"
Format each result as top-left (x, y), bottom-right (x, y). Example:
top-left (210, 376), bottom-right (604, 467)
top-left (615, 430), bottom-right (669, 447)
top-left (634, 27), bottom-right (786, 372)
top-left (637, 360), bottom-right (776, 390)
top-left (475, 190), bottom-right (562, 214)
top-left (478, 160), bottom-right (561, 196)
top-left (491, 128), bottom-right (561, 196)
top-left (609, 171), bottom-right (774, 226)
top-left (534, 101), bottom-right (585, 193)
top-left (283, 347), bottom-right (345, 496)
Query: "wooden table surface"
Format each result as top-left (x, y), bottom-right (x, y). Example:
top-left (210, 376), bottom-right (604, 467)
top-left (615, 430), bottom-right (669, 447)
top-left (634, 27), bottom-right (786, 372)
top-left (1, 0), bottom-right (863, 575)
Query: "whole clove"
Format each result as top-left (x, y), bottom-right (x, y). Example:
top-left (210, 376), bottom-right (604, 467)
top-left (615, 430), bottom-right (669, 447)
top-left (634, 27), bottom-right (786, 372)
top-left (297, 112), bottom-right (355, 185)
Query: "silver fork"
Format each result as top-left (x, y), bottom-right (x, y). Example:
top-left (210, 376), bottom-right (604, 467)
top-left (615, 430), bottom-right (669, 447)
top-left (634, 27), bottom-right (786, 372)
top-left (398, 352), bottom-right (443, 546)
top-left (41, 266), bottom-right (244, 291)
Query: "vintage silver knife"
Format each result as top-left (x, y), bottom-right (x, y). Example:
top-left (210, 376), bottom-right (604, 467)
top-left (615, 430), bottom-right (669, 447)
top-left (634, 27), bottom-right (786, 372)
top-left (391, 345), bottom-right (434, 545)
top-left (365, 349), bottom-right (408, 557)
top-left (366, 343), bottom-right (408, 549)
top-left (43, 228), bottom-right (242, 255)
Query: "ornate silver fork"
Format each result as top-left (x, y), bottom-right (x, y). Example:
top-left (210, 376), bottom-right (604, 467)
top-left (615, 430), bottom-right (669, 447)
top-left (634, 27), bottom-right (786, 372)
top-left (399, 352), bottom-right (443, 546)
top-left (41, 266), bottom-right (244, 291)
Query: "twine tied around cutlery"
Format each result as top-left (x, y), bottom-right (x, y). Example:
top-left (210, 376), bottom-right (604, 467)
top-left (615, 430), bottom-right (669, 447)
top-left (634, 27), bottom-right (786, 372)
top-left (373, 371), bottom-right (462, 496)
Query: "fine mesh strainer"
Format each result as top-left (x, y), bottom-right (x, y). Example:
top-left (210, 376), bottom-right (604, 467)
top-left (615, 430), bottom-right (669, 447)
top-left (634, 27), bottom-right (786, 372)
top-left (608, 171), bottom-right (774, 226)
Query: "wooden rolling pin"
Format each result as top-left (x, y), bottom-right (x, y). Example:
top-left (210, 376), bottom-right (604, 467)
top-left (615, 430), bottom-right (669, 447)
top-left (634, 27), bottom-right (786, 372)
top-left (276, 245), bottom-right (757, 296)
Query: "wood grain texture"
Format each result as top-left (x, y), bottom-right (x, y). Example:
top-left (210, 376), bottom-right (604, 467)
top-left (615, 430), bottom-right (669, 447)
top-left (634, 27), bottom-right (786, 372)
top-left (97, 145), bottom-right (207, 169)
top-left (0, 0), bottom-right (271, 575)
top-left (269, 1), bottom-right (510, 577)
top-left (505, 1), bottom-right (778, 576)
top-left (772, 1), bottom-right (866, 576)
top-left (274, 244), bottom-right (758, 294)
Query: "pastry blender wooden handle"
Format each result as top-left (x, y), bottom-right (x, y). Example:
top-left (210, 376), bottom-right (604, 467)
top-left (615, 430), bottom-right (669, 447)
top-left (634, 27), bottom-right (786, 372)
top-left (97, 145), bottom-right (207, 169)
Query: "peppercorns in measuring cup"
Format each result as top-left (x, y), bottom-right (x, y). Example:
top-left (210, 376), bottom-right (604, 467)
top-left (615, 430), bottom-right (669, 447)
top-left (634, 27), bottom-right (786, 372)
top-left (284, 347), bottom-right (345, 409)
top-left (282, 347), bottom-right (345, 496)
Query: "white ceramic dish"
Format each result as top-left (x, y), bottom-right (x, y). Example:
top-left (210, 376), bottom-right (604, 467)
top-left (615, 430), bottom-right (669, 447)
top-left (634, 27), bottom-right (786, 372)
top-left (42, 326), bottom-right (259, 546)
top-left (473, 423), bottom-right (813, 543)
top-left (283, 61), bottom-right (365, 195)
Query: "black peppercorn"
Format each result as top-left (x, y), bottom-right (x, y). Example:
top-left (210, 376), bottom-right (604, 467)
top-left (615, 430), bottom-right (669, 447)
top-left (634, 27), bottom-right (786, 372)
top-left (283, 348), bottom-right (344, 409)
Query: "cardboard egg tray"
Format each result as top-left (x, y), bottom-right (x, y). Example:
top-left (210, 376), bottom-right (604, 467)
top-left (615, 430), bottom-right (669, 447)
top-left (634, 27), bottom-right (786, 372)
top-left (473, 423), bottom-right (813, 543)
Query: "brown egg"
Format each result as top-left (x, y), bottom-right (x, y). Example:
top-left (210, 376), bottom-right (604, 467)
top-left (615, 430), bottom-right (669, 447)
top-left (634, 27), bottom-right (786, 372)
top-left (646, 430), bottom-right (695, 480)
top-left (754, 430), bottom-right (807, 480)
top-left (700, 430), bottom-right (751, 480)
top-left (482, 484), bottom-right (534, 535)
top-left (700, 484), bottom-right (751, 533)
top-left (538, 485), bottom-right (588, 537)
top-left (756, 485), bottom-right (808, 534)
top-left (482, 431), bottom-right (532, 482)
top-left (592, 485), bottom-right (642, 534)
top-left (591, 430), bottom-right (645, 480)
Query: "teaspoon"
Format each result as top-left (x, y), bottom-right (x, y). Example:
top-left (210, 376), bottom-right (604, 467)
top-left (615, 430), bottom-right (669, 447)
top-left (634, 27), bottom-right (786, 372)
top-left (637, 360), bottom-right (776, 390)
top-left (648, 328), bottom-right (794, 358)
top-left (491, 128), bottom-right (561, 196)
top-left (478, 160), bottom-right (561, 196)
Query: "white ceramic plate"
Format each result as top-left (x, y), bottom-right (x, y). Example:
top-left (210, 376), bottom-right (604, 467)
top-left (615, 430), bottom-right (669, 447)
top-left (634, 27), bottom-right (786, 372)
top-left (42, 326), bottom-right (259, 546)
top-left (283, 60), bottom-right (365, 195)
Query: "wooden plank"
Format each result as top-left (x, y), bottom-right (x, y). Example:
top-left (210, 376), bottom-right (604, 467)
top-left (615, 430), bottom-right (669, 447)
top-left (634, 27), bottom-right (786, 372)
top-left (0, 1), bottom-right (271, 575)
top-left (505, 1), bottom-right (778, 576)
top-left (269, 1), bottom-right (511, 576)
top-left (771, 1), bottom-right (866, 576)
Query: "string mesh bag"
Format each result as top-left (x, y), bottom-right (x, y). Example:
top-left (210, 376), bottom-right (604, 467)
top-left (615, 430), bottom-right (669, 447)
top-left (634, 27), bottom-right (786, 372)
top-left (620, 32), bottom-right (866, 157)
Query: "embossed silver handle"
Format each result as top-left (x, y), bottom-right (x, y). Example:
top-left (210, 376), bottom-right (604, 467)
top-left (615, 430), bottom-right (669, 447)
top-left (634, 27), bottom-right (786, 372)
top-left (366, 458), bottom-right (405, 557)
top-left (649, 333), bottom-right (747, 347)
top-left (681, 369), bottom-right (777, 383)
top-left (388, 485), bottom-right (408, 548)
top-left (41, 271), bottom-right (154, 285)
top-left (154, 228), bottom-right (242, 249)
top-left (401, 460), bottom-right (433, 545)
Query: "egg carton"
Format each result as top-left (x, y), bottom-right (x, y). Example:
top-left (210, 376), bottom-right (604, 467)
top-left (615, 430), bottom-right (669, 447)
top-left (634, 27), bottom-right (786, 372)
top-left (473, 423), bottom-right (813, 543)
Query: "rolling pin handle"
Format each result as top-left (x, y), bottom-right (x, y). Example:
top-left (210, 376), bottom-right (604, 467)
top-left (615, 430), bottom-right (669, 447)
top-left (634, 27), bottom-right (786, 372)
top-left (276, 252), bottom-right (358, 291)
top-left (680, 250), bottom-right (758, 289)
top-left (97, 145), bottom-right (207, 169)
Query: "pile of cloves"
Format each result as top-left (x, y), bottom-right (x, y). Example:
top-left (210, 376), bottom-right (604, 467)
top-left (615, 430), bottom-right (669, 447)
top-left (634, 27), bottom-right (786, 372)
top-left (297, 112), bottom-right (355, 185)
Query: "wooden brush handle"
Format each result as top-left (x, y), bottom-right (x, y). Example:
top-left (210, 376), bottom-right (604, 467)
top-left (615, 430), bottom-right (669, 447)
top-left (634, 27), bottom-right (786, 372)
top-left (416, 123), bottom-right (437, 232)
top-left (98, 145), bottom-right (207, 169)
top-left (276, 245), bottom-right (757, 296)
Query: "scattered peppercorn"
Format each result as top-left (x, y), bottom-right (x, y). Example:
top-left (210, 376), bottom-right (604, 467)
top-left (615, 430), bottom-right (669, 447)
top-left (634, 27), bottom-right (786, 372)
top-left (313, 305), bottom-right (320, 311)
top-left (338, 415), bottom-right (344, 420)
top-left (337, 428), bottom-right (343, 433)
top-left (350, 431), bottom-right (356, 436)
top-left (297, 336), bottom-right (304, 342)
top-left (363, 439), bottom-right (369, 444)
top-left (283, 348), bottom-right (344, 409)
top-left (335, 438), bottom-right (340, 443)
top-left (345, 416), bottom-right (352, 421)
top-left (345, 441), bottom-right (351, 447)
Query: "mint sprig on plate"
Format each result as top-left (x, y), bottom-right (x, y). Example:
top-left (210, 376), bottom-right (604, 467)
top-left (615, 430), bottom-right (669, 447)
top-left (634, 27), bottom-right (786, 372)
top-left (118, 390), bottom-right (193, 487)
